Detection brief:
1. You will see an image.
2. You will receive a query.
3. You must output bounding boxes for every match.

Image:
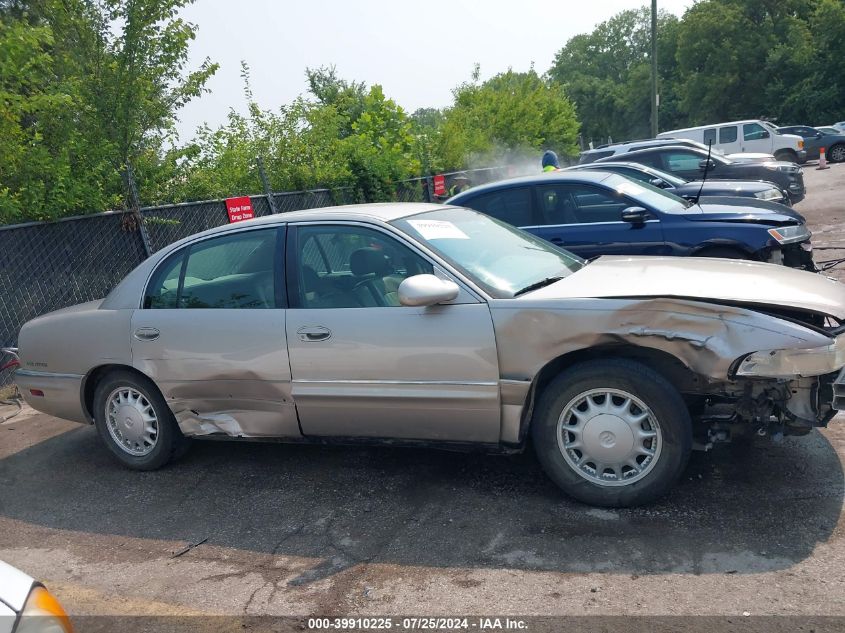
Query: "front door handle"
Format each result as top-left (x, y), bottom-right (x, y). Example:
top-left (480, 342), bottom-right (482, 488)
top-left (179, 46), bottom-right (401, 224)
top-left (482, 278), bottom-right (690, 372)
top-left (550, 237), bottom-right (564, 245)
top-left (133, 327), bottom-right (160, 341)
top-left (297, 325), bottom-right (332, 342)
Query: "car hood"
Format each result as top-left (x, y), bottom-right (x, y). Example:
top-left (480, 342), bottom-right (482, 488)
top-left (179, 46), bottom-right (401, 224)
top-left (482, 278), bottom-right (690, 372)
top-left (526, 256), bottom-right (845, 319)
top-left (682, 198), bottom-right (805, 223)
top-left (677, 180), bottom-right (778, 195)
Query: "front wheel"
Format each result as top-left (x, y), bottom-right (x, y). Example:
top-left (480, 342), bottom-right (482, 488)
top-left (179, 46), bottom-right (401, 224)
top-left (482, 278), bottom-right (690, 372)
top-left (774, 150), bottom-right (798, 163)
top-left (93, 370), bottom-right (189, 470)
top-left (532, 359), bottom-right (692, 507)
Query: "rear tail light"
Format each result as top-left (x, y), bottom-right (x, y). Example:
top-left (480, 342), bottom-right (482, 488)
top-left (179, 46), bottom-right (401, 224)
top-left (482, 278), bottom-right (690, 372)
top-left (29, 389), bottom-right (45, 397)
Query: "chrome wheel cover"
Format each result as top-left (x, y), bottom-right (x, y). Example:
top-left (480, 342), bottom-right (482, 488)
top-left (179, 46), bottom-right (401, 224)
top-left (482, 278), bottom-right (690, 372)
top-left (830, 145), bottom-right (845, 162)
top-left (105, 387), bottom-right (159, 456)
top-left (557, 388), bottom-right (662, 487)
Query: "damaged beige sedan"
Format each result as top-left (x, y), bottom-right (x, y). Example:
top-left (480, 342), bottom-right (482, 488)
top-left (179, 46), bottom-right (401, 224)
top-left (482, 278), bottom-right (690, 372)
top-left (14, 203), bottom-right (845, 506)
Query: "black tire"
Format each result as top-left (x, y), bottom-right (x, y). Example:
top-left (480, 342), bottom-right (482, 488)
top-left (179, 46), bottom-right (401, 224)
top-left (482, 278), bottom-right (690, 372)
top-left (692, 247), bottom-right (752, 260)
top-left (774, 150), bottom-right (797, 163)
top-left (93, 369), bottom-right (189, 470)
top-left (531, 359), bottom-right (692, 507)
top-left (828, 144), bottom-right (845, 163)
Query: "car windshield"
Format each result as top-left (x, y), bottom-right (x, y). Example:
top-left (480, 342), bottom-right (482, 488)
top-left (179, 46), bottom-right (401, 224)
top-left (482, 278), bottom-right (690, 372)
top-left (761, 121), bottom-right (782, 134)
top-left (392, 207), bottom-right (584, 298)
top-left (600, 173), bottom-right (692, 213)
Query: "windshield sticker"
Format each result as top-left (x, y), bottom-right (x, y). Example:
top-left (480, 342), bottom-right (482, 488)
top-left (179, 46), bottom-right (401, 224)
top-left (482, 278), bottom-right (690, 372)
top-left (408, 219), bottom-right (469, 240)
top-left (615, 181), bottom-right (646, 196)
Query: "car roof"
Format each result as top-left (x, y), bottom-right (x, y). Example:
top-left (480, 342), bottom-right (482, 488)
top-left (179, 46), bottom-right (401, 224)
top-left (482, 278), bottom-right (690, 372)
top-left (571, 161), bottom-right (657, 171)
top-left (595, 145), bottom-right (706, 161)
top-left (581, 138), bottom-right (694, 154)
top-left (149, 203), bottom-right (445, 251)
top-left (448, 170), bottom-right (616, 199)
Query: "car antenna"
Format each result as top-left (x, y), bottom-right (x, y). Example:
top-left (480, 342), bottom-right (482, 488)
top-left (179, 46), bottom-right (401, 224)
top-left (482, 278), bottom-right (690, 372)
top-left (694, 140), bottom-right (713, 205)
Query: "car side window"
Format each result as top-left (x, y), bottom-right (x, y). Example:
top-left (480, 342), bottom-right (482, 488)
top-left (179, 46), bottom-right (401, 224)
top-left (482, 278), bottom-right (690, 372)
top-left (703, 129), bottom-right (717, 145)
top-left (143, 228), bottom-right (279, 309)
top-left (662, 151), bottom-right (702, 173)
top-left (292, 225), bottom-right (433, 309)
top-left (537, 185), bottom-right (628, 225)
top-left (743, 123), bottom-right (768, 141)
top-left (461, 188), bottom-right (534, 227)
top-left (616, 168), bottom-right (653, 184)
top-left (719, 126), bottom-right (738, 143)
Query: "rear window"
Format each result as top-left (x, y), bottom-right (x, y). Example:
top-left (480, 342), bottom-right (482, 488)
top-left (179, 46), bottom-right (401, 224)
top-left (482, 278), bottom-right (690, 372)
top-left (579, 150), bottom-right (614, 164)
top-left (719, 126), bottom-right (738, 143)
top-left (703, 129), bottom-right (717, 145)
top-left (459, 187), bottom-right (534, 227)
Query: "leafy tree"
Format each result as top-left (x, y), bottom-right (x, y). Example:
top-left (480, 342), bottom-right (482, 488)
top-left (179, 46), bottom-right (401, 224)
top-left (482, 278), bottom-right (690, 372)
top-left (164, 65), bottom-right (422, 204)
top-left (0, 0), bottom-right (217, 224)
top-left (549, 6), bottom-right (681, 144)
top-left (437, 67), bottom-right (579, 169)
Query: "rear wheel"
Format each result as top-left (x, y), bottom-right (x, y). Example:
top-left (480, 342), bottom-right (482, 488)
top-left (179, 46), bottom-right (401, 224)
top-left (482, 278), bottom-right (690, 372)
top-left (828, 144), bottom-right (845, 163)
top-left (93, 370), bottom-right (189, 470)
top-left (532, 359), bottom-right (692, 507)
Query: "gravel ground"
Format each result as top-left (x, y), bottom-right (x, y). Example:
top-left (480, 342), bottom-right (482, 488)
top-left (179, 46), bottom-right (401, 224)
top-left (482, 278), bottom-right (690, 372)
top-left (2, 166), bottom-right (845, 630)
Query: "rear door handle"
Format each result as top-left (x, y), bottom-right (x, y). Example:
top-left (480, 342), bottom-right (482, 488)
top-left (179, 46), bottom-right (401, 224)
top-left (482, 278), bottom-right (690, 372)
top-left (133, 327), bottom-right (160, 341)
top-left (297, 326), bottom-right (332, 342)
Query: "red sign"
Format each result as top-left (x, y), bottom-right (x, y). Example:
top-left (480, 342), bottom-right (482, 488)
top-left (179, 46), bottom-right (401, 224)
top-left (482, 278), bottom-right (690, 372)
top-left (225, 196), bottom-right (255, 223)
top-left (433, 174), bottom-right (446, 197)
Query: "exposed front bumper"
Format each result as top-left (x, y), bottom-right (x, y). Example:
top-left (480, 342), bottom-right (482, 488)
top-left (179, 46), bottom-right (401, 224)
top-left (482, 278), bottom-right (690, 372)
top-left (15, 368), bottom-right (89, 424)
top-left (831, 367), bottom-right (845, 411)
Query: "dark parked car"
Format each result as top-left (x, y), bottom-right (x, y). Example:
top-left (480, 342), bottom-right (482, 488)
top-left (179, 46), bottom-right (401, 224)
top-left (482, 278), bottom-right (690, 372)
top-left (777, 126), bottom-right (845, 163)
top-left (448, 171), bottom-right (814, 270)
top-left (567, 161), bottom-right (791, 206)
top-left (596, 145), bottom-right (806, 204)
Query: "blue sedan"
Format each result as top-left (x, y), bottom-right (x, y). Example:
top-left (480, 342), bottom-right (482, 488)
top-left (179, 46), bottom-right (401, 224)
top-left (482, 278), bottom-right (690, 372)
top-left (448, 171), bottom-right (815, 270)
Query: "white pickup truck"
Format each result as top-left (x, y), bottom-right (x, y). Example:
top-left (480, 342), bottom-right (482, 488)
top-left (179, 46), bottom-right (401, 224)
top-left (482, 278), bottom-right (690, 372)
top-left (658, 119), bottom-right (807, 164)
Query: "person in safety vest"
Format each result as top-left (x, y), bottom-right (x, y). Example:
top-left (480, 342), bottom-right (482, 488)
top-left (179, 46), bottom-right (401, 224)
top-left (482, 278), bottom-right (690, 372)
top-left (542, 150), bottom-right (560, 172)
top-left (448, 173), bottom-right (471, 197)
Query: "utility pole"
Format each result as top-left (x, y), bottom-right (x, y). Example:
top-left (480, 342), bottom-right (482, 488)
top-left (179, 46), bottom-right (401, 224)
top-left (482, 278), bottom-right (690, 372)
top-left (650, 0), bottom-right (659, 137)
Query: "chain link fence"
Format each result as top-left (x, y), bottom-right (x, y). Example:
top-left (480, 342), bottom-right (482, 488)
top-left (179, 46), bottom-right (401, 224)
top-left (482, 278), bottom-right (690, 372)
top-left (0, 167), bottom-right (509, 384)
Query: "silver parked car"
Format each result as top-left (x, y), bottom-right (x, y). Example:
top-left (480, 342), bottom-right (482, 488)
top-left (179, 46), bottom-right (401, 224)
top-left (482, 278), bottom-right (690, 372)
top-left (14, 203), bottom-right (845, 507)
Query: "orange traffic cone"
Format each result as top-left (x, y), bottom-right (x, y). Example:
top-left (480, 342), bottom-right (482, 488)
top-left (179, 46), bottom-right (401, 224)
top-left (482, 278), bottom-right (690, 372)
top-left (818, 146), bottom-right (830, 170)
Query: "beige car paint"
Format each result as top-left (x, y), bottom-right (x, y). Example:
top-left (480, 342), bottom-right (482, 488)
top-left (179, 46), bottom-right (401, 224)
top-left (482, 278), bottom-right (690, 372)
top-left (13, 203), bottom-right (845, 447)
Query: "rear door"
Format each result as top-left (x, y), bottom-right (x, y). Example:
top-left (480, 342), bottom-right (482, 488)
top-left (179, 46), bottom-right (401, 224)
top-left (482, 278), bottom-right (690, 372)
top-left (530, 182), bottom-right (667, 258)
top-left (131, 226), bottom-right (299, 438)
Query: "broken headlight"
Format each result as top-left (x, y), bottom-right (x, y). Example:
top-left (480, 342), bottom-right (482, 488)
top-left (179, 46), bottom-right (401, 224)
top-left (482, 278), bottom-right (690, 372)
top-left (736, 336), bottom-right (845, 378)
top-left (768, 224), bottom-right (811, 245)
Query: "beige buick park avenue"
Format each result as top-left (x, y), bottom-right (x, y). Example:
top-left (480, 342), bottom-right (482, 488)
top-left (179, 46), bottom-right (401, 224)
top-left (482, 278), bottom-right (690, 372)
top-left (13, 203), bottom-right (845, 507)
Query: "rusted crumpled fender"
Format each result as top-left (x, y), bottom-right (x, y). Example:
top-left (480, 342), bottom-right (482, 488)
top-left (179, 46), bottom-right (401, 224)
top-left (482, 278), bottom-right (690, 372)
top-left (489, 296), bottom-right (832, 384)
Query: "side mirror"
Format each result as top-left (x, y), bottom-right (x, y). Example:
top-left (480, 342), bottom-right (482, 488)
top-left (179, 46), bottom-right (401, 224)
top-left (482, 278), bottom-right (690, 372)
top-left (621, 206), bottom-right (649, 224)
top-left (698, 159), bottom-right (716, 171)
top-left (817, 131), bottom-right (824, 138)
top-left (760, 130), bottom-right (770, 139)
top-left (649, 177), bottom-right (669, 189)
top-left (398, 274), bottom-right (460, 307)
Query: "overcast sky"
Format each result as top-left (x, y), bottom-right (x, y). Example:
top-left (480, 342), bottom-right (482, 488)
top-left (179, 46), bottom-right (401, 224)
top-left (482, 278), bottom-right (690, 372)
top-left (175, 0), bottom-right (694, 140)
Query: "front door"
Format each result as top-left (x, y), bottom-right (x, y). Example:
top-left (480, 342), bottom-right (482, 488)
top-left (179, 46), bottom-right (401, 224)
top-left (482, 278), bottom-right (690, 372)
top-left (741, 122), bottom-right (772, 153)
top-left (131, 226), bottom-right (299, 438)
top-left (285, 222), bottom-right (501, 443)
top-left (529, 183), bottom-right (667, 259)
